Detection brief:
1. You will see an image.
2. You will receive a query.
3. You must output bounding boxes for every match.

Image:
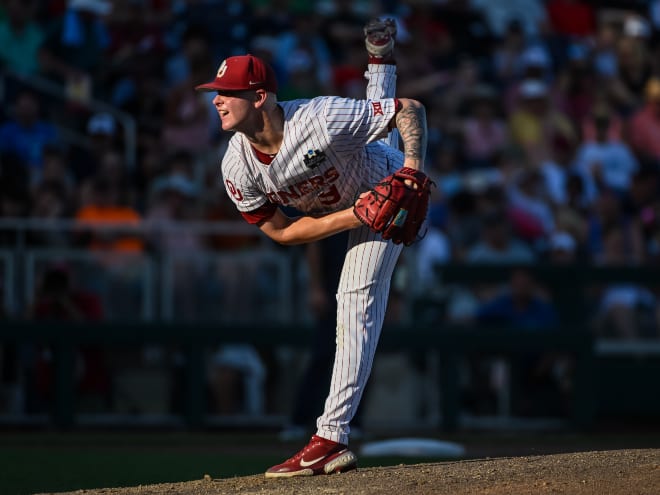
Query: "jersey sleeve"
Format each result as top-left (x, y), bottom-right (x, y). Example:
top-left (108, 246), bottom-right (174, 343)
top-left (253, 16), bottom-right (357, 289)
top-left (240, 203), bottom-right (278, 225)
top-left (220, 137), bottom-right (269, 213)
top-left (323, 96), bottom-right (397, 150)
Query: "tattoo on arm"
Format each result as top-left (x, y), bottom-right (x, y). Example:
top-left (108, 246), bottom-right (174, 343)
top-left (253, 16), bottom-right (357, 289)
top-left (395, 101), bottom-right (428, 166)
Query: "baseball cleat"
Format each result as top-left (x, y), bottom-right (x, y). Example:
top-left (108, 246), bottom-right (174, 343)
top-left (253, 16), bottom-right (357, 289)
top-left (364, 17), bottom-right (397, 59)
top-left (265, 435), bottom-right (357, 478)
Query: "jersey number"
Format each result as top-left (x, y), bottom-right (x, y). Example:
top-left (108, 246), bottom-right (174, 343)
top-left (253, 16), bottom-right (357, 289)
top-left (318, 185), bottom-right (340, 206)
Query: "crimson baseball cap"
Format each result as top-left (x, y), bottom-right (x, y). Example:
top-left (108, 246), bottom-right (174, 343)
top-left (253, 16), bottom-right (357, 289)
top-left (195, 54), bottom-right (278, 93)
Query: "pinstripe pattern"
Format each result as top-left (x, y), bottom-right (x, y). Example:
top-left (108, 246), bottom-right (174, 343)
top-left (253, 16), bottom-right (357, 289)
top-left (221, 78), bottom-right (402, 216)
top-left (220, 64), bottom-right (404, 446)
top-left (316, 64), bottom-right (404, 445)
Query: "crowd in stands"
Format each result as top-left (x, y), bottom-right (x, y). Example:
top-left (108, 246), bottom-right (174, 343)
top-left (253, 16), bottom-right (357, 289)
top-left (0, 0), bottom-right (659, 341)
top-left (1, 0), bottom-right (660, 422)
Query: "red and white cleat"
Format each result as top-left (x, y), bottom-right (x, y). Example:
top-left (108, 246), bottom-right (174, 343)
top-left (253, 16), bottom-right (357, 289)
top-left (265, 435), bottom-right (357, 478)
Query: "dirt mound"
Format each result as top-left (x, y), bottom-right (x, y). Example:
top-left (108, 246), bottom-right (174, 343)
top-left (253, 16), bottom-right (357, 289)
top-left (44, 449), bottom-right (659, 495)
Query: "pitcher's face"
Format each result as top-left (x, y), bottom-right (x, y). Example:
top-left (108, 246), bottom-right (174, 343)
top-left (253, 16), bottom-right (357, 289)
top-left (212, 90), bottom-right (257, 132)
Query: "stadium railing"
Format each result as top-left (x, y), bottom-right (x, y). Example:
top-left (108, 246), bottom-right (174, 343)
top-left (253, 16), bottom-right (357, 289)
top-left (1, 218), bottom-right (659, 432)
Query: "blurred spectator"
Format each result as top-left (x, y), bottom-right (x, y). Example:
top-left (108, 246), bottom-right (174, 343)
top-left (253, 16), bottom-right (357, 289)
top-left (502, 44), bottom-right (554, 112)
top-left (555, 199), bottom-right (589, 252)
top-left (470, 0), bottom-right (548, 39)
top-left (587, 189), bottom-right (645, 265)
top-left (30, 265), bottom-right (102, 320)
top-left (437, 57), bottom-right (482, 118)
top-left (145, 171), bottom-right (205, 320)
top-left (477, 267), bottom-right (558, 329)
top-left (627, 77), bottom-right (660, 162)
top-left (70, 112), bottom-right (119, 182)
top-left (133, 131), bottom-right (167, 204)
top-left (103, 0), bottom-right (167, 107)
top-left (651, 0), bottom-right (660, 30)
top-left (477, 268), bottom-right (567, 416)
top-left (164, 23), bottom-right (212, 89)
top-left (28, 180), bottom-right (73, 247)
top-left (0, 89), bottom-right (57, 179)
top-left (274, 13), bottom-right (333, 98)
top-left (459, 85), bottom-right (508, 169)
top-left (395, 43), bottom-right (452, 107)
top-left (465, 209), bottom-right (536, 264)
top-left (330, 41), bottom-right (368, 99)
top-left (320, 0), bottom-right (367, 65)
top-left (277, 47), bottom-right (329, 100)
top-left (163, 149), bottom-right (196, 183)
top-left (545, 0), bottom-right (596, 38)
top-left (38, 0), bottom-right (113, 101)
top-left (627, 165), bottom-right (660, 217)
top-left (508, 78), bottom-right (576, 166)
top-left (555, 42), bottom-right (599, 126)
top-left (0, 0), bottom-right (44, 77)
top-left (26, 265), bottom-right (110, 412)
top-left (428, 138), bottom-right (464, 203)
top-left (74, 176), bottom-right (144, 253)
top-left (145, 172), bottom-right (203, 254)
top-left (575, 108), bottom-right (639, 199)
top-left (456, 267), bottom-right (563, 415)
top-left (95, 148), bottom-right (135, 202)
top-left (507, 168), bottom-right (556, 240)
top-left (539, 135), bottom-right (582, 208)
top-left (32, 144), bottom-right (76, 196)
top-left (492, 20), bottom-right (528, 84)
top-left (607, 35), bottom-right (654, 114)
top-left (161, 35), bottom-right (215, 153)
top-left (636, 196), bottom-right (660, 265)
top-left (623, 13), bottom-right (652, 39)
top-left (547, 230), bottom-right (579, 264)
top-left (444, 189), bottom-right (484, 262)
top-left (433, 1), bottom-right (493, 61)
top-left (120, 76), bottom-right (165, 155)
top-left (591, 226), bottom-right (659, 339)
top-left (591, 21), bottom-right (620, 81)
top-left (89, 111), bottom-right (117, 138)
top-left (169, 0), bottom-right (254, 62)
top-left (581, 101), bottom-right (625, 143)
top-left (249, 0), bottom-right (293, 39)
top-left (519, 44), bottom-right (553, 84)
top-left (207, 344), bottom-right (266, 415)
top-left (414, 226), bottom-right (452, 294)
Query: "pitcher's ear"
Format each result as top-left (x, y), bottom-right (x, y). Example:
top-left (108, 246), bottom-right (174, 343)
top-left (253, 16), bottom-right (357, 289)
top-left (254, 89), bottom-right (268, 104)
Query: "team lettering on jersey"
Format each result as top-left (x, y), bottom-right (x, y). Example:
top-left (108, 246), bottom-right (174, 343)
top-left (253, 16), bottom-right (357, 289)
top-left (265, 167), bottom-right (340, 206)
top-left (225, 179), bottom-right (244, 201)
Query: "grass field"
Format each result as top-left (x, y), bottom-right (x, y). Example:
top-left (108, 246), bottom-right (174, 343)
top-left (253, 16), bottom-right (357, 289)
top-left (2, 429), bottom-right (659, 495)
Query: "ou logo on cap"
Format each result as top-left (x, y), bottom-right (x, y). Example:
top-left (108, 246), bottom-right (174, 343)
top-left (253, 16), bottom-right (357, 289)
top-left (216, 60), bottom-right (228, 78)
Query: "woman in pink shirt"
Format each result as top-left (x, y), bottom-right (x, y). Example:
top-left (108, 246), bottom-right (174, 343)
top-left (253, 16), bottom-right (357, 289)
top-left (460, 86), bottom-right (508, 168)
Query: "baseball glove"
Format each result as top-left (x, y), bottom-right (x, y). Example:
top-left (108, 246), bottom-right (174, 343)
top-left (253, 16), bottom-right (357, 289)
top-left (353, 167), bottom-right (434, 245)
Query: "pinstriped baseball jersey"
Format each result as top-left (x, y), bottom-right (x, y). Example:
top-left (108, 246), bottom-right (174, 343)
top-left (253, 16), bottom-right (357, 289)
top-left (221, 95), bottom-right (403, 217)
top-left (218, 63), bottom-right (405, 448)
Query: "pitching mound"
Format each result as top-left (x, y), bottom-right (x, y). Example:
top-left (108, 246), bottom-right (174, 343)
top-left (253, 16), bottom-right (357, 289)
top-left (46, 449), bottom-right (658, 495)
